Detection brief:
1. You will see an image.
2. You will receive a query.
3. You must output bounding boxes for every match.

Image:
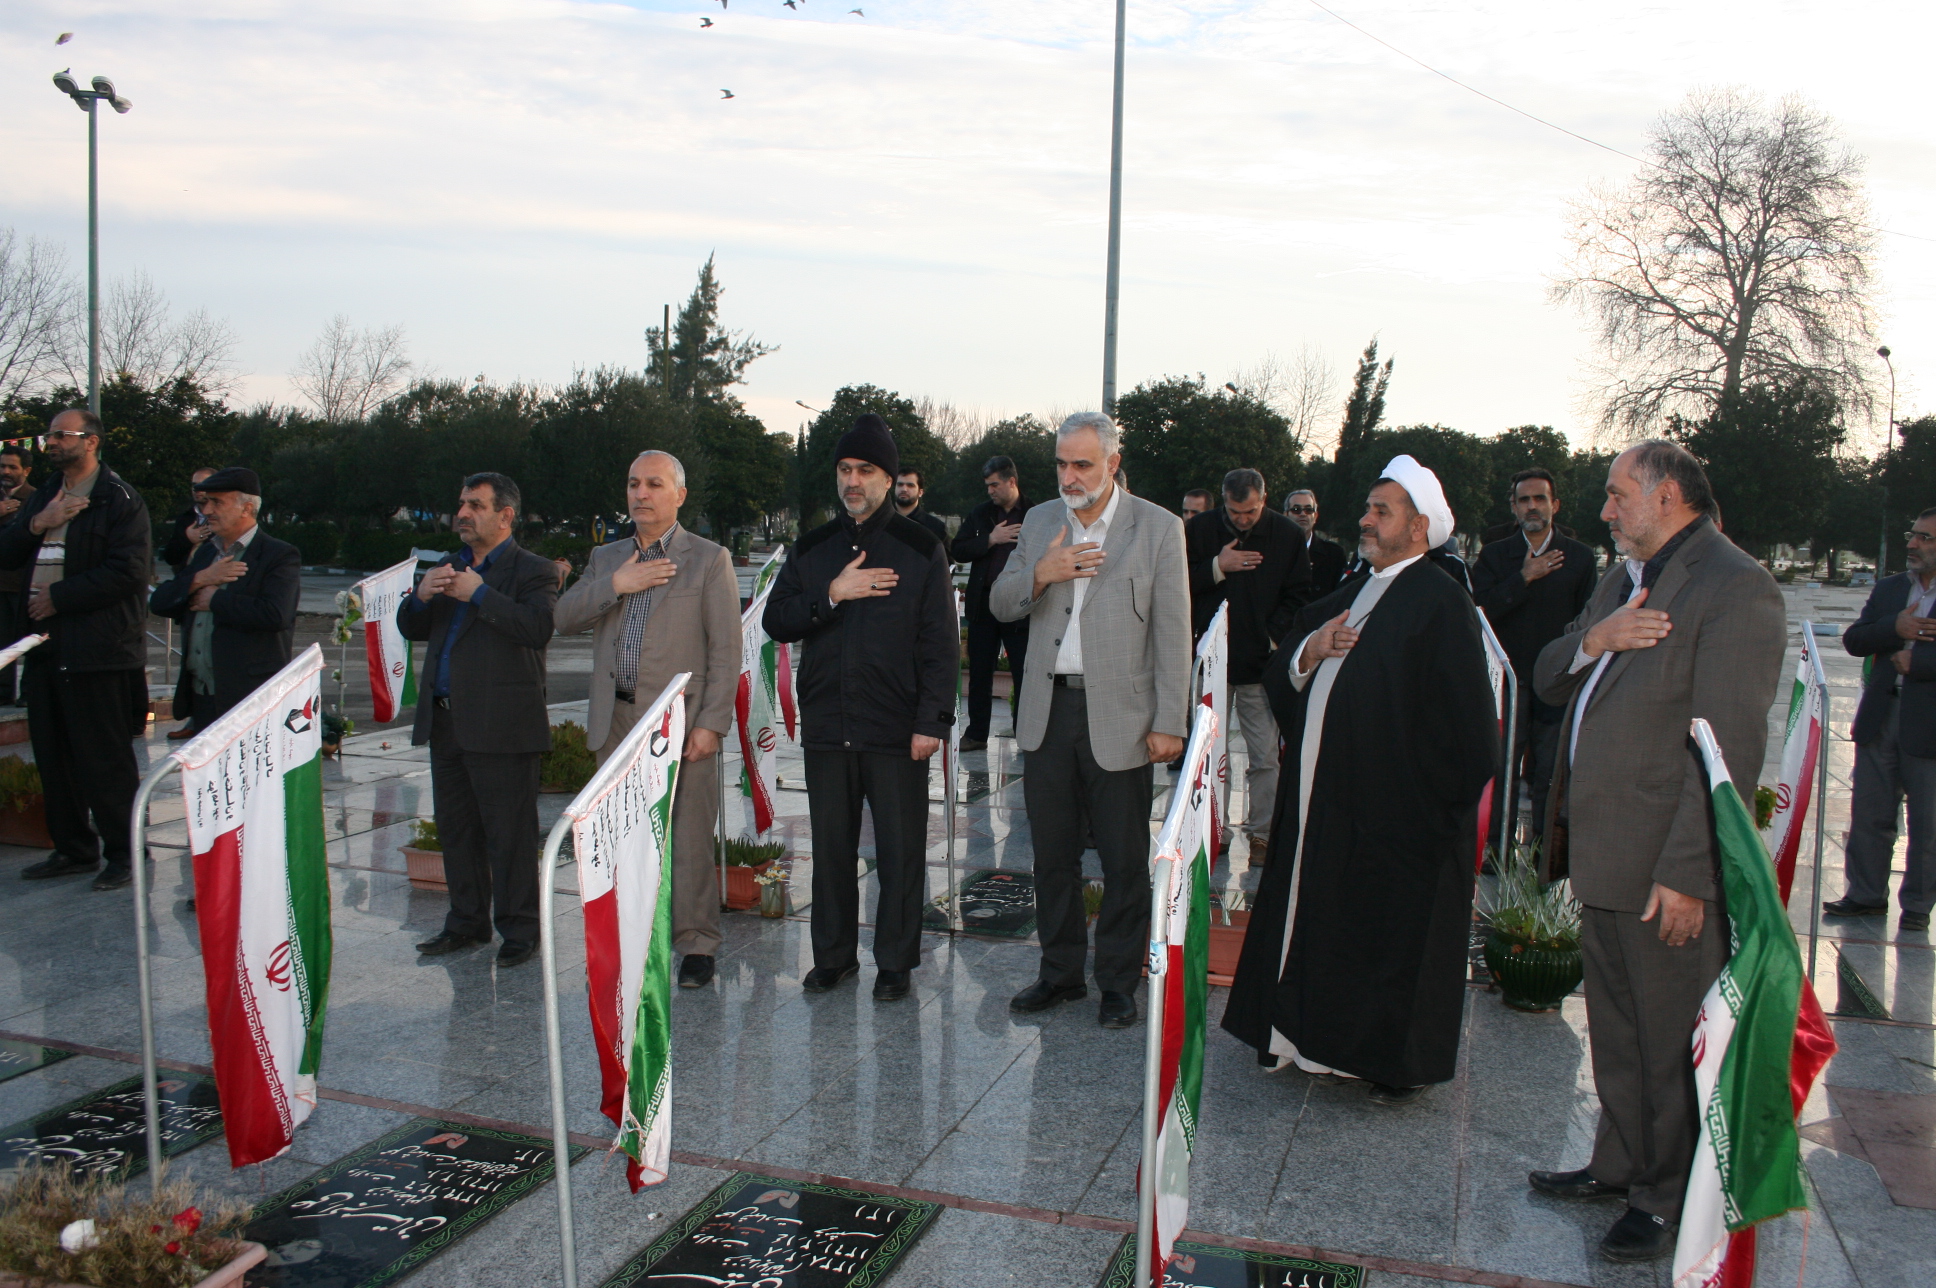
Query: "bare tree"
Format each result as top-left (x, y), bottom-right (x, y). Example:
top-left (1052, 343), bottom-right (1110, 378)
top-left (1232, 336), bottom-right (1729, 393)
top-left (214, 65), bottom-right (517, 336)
top-left (913, 396), bottom-right (987, 451)
top-left (54, 269), bottom-right (240, 394)
top-left (1553, 88), bottom-right (1877, 436)
top-left (1232, 345), bottom-right (1336, 454)
top-left (0, 229), bottom-right (78, 406)
top-left (291, 315), bottom-right (414, 421)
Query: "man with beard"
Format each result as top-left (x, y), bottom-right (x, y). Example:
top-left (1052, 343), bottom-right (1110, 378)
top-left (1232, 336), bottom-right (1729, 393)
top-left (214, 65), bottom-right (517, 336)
top-left (1223, 455), bottom-right (1498, 1104)
top-left (894, 468), bottom-right (949, 543)
top-left (1284, 489), bottom-right (1346, 598)
top-left (1471, 469), bottom-right (1597, 835)
top-left (952, 455), bottom-right (1031, 753)
top-left (764, 415), bottom-right (958, 1001)
top-left (1527, 441), bottom-right (1783, 1262)
top-left (0, 445), bottom-right (37, 704)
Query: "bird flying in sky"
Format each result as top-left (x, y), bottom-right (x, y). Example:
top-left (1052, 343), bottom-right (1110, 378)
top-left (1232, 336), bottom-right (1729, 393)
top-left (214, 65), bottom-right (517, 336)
top-left (700, 16), bottom-right (714, 25)
top-left (720, 88), bottom-right (735, 99)
top-left (56, 32), bottom-right (73, 44)
top-left (849, 6), bottom-right (863, 12)
top-left (783, 0), bottom-right (797, 8)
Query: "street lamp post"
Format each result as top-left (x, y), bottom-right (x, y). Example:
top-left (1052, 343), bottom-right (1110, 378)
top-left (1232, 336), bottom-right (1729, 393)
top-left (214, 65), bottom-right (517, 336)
top-left (50, 70), bottom-right (132, 417)
top-left (1101, 0), bottom-right (1127, 415)
top-left (1880, 346), bottom-right (1897, 578)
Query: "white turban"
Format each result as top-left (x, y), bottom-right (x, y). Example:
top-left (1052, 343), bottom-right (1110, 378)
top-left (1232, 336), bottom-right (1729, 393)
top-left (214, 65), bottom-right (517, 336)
top-left (1378, 455), bottom-right (1455, 549)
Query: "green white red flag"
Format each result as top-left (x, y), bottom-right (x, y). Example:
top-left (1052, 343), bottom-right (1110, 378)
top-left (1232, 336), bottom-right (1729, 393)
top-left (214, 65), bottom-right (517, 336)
top-left (1192, 603), bottom-right (1228, 847)
top-left (1766, 636), bottom-right (1824, 905)
top-left (735, 550), bottom-right (794, 836)
top-left (1475, 610), bottom-right (1512, 871)
top-left (1676, 720), bottom-right (1837, 1288)
top-left (355, 557), bottom-right (419, 723)
top-left (1142, 704), bottom-right (1218, 1273)
top-left (576, 673), bottom-right (687, 1191)
top-left (176, 645), bottom-right (332, 1168)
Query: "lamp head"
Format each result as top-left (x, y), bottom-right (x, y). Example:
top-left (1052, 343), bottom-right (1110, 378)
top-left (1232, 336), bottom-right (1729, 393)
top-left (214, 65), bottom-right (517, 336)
top-left (1879, 345), bottom-right (1892, 361)
top-left (89, 75), bottom-right (115, 97)
top-left (52, 69), bottom-right (82, 97)
top-left (110, 96), bottom-right (132, 114)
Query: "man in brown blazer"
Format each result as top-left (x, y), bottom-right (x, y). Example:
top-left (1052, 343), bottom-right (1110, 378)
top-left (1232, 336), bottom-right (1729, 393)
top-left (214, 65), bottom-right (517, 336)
top-left (1527, 441), bottom-right (1785, 1264)
top-left (555, 451), bottom-right (741, 988)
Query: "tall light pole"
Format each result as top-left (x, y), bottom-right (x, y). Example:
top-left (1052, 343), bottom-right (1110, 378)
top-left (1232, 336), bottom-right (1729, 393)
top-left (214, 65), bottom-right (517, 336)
top-left (1880, 345), bottom-right (1896, 578)
top-left (1100, 0), bottom-right (1127, 415)
top-left (51, 70), bottom-right (133, 417)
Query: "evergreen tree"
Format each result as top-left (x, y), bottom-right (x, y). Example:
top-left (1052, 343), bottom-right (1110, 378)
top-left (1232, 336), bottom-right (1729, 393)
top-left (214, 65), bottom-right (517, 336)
top-left (644, 254), bottom-right (776, 404)
top-left (1337, 338), bottom-right (1392, 460)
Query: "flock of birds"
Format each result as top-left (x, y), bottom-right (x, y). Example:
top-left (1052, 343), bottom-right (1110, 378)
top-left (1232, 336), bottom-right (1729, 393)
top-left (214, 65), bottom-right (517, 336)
top-left (708, 0), bottom-right (867, 100)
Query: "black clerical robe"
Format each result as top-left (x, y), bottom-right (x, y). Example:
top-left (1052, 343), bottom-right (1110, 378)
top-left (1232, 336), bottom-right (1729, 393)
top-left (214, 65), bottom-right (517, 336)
top-left (1221, 556), bottom-right (1499, 1087)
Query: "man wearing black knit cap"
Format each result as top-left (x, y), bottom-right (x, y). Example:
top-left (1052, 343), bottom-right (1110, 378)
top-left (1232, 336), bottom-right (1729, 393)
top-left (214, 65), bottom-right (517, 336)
top-left (765, 413), bottom-right (958, 1001)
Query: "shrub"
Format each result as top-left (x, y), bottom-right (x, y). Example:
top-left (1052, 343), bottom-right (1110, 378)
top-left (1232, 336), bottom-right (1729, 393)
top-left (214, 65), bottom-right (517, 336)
top-left (339, 530), bottom-right (459, 571)
top-left (540, 722), bottom-right (597, 792)
top-left (271, 521), bottom-right (341, 565)
top-left (407, 817), bottom-right (441, 851)
top-left (714, 835), bottom-right (786, 866)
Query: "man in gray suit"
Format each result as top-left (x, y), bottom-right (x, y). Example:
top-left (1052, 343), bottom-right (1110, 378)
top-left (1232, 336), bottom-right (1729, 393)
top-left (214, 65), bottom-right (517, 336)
top-left (555, 451), bottom-right (742, 988)
top-left (991, 412), bottom-right (1191, 1028)
top-left (1528, 441), bottom-right (1785, 1263)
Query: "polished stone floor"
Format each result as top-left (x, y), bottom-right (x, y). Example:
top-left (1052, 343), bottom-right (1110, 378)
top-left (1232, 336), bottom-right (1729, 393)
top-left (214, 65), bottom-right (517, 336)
top-left (0, 582), bottom-right (1930, 1287)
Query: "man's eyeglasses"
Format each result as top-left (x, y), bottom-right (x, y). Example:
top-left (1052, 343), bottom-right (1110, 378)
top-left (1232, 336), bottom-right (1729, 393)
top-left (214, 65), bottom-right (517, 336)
top-left (1287, 505), bottom-right (1316, 515)
top-left (39, 430), bottom-right (91, 444)
top-left (1905, 531), bottom-right (1936, 545)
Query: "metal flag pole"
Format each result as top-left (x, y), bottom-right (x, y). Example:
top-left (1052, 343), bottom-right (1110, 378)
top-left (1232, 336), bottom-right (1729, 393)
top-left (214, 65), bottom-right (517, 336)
top-left (535, 813), bottom-right (580, 1288)
top-left (1132, 854), bottom-right (1173, 1288)
top-left (1805, 622), bottom-right (1831, 983)
top-left (1100, 0), bottom-right (1127, 413)
top-left (944, 589), bottom-right (963, 932)
top-left (128, 754), bottom-right (183, 1194)
top-left (718, 736), bottom-right (730, 909)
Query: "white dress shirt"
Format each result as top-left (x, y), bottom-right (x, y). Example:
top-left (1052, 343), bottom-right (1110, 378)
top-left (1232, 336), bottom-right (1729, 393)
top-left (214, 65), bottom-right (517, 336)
top-left (1053, 483), bottom-right (1123, 675)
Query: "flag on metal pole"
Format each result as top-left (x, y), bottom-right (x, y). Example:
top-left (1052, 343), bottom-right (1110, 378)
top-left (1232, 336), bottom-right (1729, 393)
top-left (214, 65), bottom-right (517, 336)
top-left (1475, 610), bottom-right (1512, 870)
top-left (576, 674), bottom-right (688, 1192)
top-left (1140, 704), bottom-right (1217, 1275)
top-left (354, 556), bottom-right (419, 723)
top-left (941, 589), bottom-right (964, 929)
top-left (1675, 720), bottom-right (1837, 1288)
top-left (1191, 604), bottom-right (1228, 848)
top-left (1766, 635), bottom-right (1824, 906)
top-left (734, 551), bottom-right (791, 837)
top-left (0, 633), bottom-right (47, 671)
top-left (176, 645), bottom-right (332, 1168)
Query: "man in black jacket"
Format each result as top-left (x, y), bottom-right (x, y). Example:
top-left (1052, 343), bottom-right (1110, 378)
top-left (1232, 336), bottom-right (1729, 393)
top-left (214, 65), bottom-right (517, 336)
top-left (1830, 506), bottom-right (1936, 932)
top-left (1284, 489), bottom-right (1346, 598)
top-left (398, 472), bottom-right (559, 968)
top-left (158, 467), bottom-right (217, 570)
top-left (149, 468), bottom-right (301, 739)
top-left (950, 455), bottom-right (1030, 751)
top-left (1471, 468), bottom-right (1597, 836)
top-left (893, 468), bottom-right (949, 543)
top-left (1186, 469), bottom-right (1311, 851)
top-left (765, 415), bottom-right (957, 1002)
top-left (0, 409), bottom-right (152, 891)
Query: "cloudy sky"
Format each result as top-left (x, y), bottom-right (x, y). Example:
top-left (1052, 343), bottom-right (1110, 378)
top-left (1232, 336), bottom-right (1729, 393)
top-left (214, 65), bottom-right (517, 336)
top-left (4, 0), bottom-right (1931, 451)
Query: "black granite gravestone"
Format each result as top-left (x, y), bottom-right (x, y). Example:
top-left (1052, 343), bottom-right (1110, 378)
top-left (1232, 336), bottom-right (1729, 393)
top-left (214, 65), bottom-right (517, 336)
top-left (0, 1073), bottom-right (222, 1180)
top-left (0, 1038), bottom-right (73, 1084)
top-left (922, 869), bottom-right (1036, 938)
top-left (1097, 1237), bottom-right (1366, 1288)
top-left (245, 1118), bottom-right (582, 1288)
top-left (601, 1172), bottom-right (940, 1288)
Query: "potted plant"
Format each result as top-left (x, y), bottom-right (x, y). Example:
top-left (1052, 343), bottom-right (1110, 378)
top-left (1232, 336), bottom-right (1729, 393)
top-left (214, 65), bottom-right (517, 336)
top-left (540, 722), bottom-right (597, 794)
top-left (754, 861), bottom-right (789, 918)
top-left (716, 835), bottom-right (786, 910)
top-left (400, 818), bottom-right (445, 891)
top-left (0, 754), bottom-right (52, 850)
top-left (0, 1165), bottom-right (265, 1288)
top-left (1479, 842), bottom-right (1584, 1012)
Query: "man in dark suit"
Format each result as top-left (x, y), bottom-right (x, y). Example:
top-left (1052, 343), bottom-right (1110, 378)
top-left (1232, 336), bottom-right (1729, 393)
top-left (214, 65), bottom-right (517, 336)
top-left (398, 472), bottom-right (559, 968)
top-left (893, 468), bottom-right (949, 543)
top-left (149, 467), bottom-right (300, 739)
top-left (1831, 506), bottom-right (1936, 933)
top-left (158, 467), bottom-right (217, 570)
top-left (0, 445), bottom-right (37, 704)
top-left (1186, 469), bottom-right (1311, 852)
top-left (951, 455), bottom-right (1030, 751)
top-left (1471, 468), bottom-right (1598, 836)
top-left (1284, 489), bottom-right (1346, 598)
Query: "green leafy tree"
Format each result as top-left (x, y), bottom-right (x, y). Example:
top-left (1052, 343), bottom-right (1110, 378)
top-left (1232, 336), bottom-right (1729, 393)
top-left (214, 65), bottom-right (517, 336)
top-left (1669, 380), bottom-right (1845, 559)
top-left (797, 385), bottom-right (947, 531)
top-left (1811, 455), bottom-right (1882, 578)
top-left (1480, 425), bottom-right (1575, 531)
top-left (936, 414), bottom-right (1057, 517)
top-left (18, 374), bottom-right (236, 522)
top-left (1336, 338), bottom-right (1392, 461)
top-left (1876, 414), bottom-right (1936, 575)
top-left (644, 254), bottom-right (775, 404)
top-left (529, 368), bottom-right (708, 530)
top-left (697, 401), bottom-right (790, 538)
top-left (1114, 375), bottom-right (1301, 512)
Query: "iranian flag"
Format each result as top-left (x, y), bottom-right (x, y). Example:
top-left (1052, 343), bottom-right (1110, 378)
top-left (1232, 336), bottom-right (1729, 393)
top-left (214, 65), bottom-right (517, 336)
top-left (734, 550), bottom-right (795, 836)
top-left (1475, 610), bottom-right (1512, 872)
top-left (1676, 720), bottom-right (1838, 1288)
top-left (177, 645), bottom-right (332, 1169)
top-left (355, 557), bottom-right (419, 723)
top-left (1142, 705), bottom-right (1217, 1273)
top-left (576, 673), bottom-right (687, 1191)
top-left (1192, 603), bottom-right (1229, 849)
top-left (1765, 635), bottom-right (1824, 905)
top-left (941, 589), bottom-right (964, 780)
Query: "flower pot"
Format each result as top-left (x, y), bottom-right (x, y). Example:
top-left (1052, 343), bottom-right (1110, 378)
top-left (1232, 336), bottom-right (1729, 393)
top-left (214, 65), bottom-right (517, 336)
top-left (759, 879), bottom-right (788, 918)
top-left (1482, 930), bottom-right (1583, 1012)
top-left (0, 795), bottom-right (54, 849)
top-left (401, 845), bottom-right (447, 891)
top-left (0, 1240), bottom-right (265, 1288)
top-left (1206, 910), bottom-right (1251, 987)
top-left (720, 860), bottom-right (770, 911)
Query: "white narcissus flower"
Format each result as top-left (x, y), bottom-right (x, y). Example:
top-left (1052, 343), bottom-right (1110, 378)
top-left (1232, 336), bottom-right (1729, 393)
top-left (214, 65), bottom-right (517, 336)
top-left (59, 1218), bottom-right (98, 1252)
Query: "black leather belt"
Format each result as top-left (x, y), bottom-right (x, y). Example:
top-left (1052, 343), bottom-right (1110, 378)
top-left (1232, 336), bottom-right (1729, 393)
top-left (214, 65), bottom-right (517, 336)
top-left (1052, 674), bottom-right (1086, 689)
top-left (615, 690), bottom-right (636, 704)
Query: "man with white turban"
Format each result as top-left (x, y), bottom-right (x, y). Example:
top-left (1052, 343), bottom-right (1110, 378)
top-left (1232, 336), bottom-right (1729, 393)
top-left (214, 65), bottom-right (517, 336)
top-left (1222, 457), bottom-right (1500, 1104)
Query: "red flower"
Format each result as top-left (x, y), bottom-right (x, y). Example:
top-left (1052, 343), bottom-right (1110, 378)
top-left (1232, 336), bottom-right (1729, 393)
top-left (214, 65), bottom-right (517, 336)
top-left (172, 1206), bottom-right (203, 1235)
top-left (151, 1224), bottom-right (164, 1235)
top-left (164, 1241), bottom-right (181, 1255)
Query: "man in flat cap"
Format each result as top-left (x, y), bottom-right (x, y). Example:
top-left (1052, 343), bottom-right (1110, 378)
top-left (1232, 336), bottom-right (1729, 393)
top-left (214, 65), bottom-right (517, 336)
top-left (150, 466), bottom-right (302, 739)
top-left (764, 413), bottom-right (958, 1002)
top-left (1224, 456), bottom-right (1499, 1105)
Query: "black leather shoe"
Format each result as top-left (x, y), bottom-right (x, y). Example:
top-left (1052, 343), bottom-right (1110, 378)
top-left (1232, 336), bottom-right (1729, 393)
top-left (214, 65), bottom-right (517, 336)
top-left (1599, 1207), bottom-right (1675, 1262)
top-left (678, 954), bottom-right (716, 988)
top-left (496, 940), bottom-right (536, 967)
top-left (1367, 1082), bottom-right (1425, 1106)
top-left (802, 963), bottom-right (859, 993)
top-left (873, 970), bottom-right (911, 1001)
top-left (1009, 979), bottom-right (1087, 1013)
top-left (1823, 897), bottom-right (1887, 917)
top-left (1529, 1168), bottom-right (1629, 1200)
top-left (416, 932), bottom-right (485, 956)
top-left (21, 853), bottom-right (96, 880)
top-left (1902, 911), bottom-right (1931, 933)
top-left (91, 867), bottom-right (132, 892)
top-left (958, 737), bottom-right (988, 753)
top-left (1098, 991), bottom-right (1138, 1028)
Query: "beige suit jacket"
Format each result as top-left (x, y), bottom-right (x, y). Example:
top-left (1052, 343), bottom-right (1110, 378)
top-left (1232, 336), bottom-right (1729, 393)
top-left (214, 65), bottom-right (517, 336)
top-left (1533, 521), bottom-right (1786, 911)
top-left (988, 490), bottom-right (1192, 772)
top-left (554, 527), bottom-right (742, 752)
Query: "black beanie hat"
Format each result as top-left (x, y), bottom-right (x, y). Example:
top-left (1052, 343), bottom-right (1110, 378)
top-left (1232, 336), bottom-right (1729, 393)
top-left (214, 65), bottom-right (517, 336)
top-left (833, 413), bottom-right (899, 479)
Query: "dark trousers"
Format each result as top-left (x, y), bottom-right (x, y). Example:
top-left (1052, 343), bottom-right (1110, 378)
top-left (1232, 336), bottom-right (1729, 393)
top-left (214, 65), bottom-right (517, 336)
top-left (1512, 684), bottom-right (1565, 836)
top-left (0, 591), bottom-right (26, 702)
top-left (1023, 686), bottom-right (1154, 992)
top-left (964, 609), bottom-right (1029, 741)
top-left (804, 748), bottom-right (931, 972)
top-left (1845, 700), bottom-right (1936, 914)
top-left (430, 706), bottom-right (542, 946)
top-left (25, 660), bottom-right (145, 870)
top-left (1581, 902), bottom-right (1727, 1219)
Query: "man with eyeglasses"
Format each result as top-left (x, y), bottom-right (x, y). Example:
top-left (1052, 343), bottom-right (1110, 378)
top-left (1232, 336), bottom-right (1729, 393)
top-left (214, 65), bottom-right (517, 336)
top-left (0, 445), bottom-right (37, 705)
top-left (0, 410), bottom-right (153, 891)
top-left (1283, 490), bottom-right (1345, 597)
top-left (1832, 508), bottom-right (1936, 933)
